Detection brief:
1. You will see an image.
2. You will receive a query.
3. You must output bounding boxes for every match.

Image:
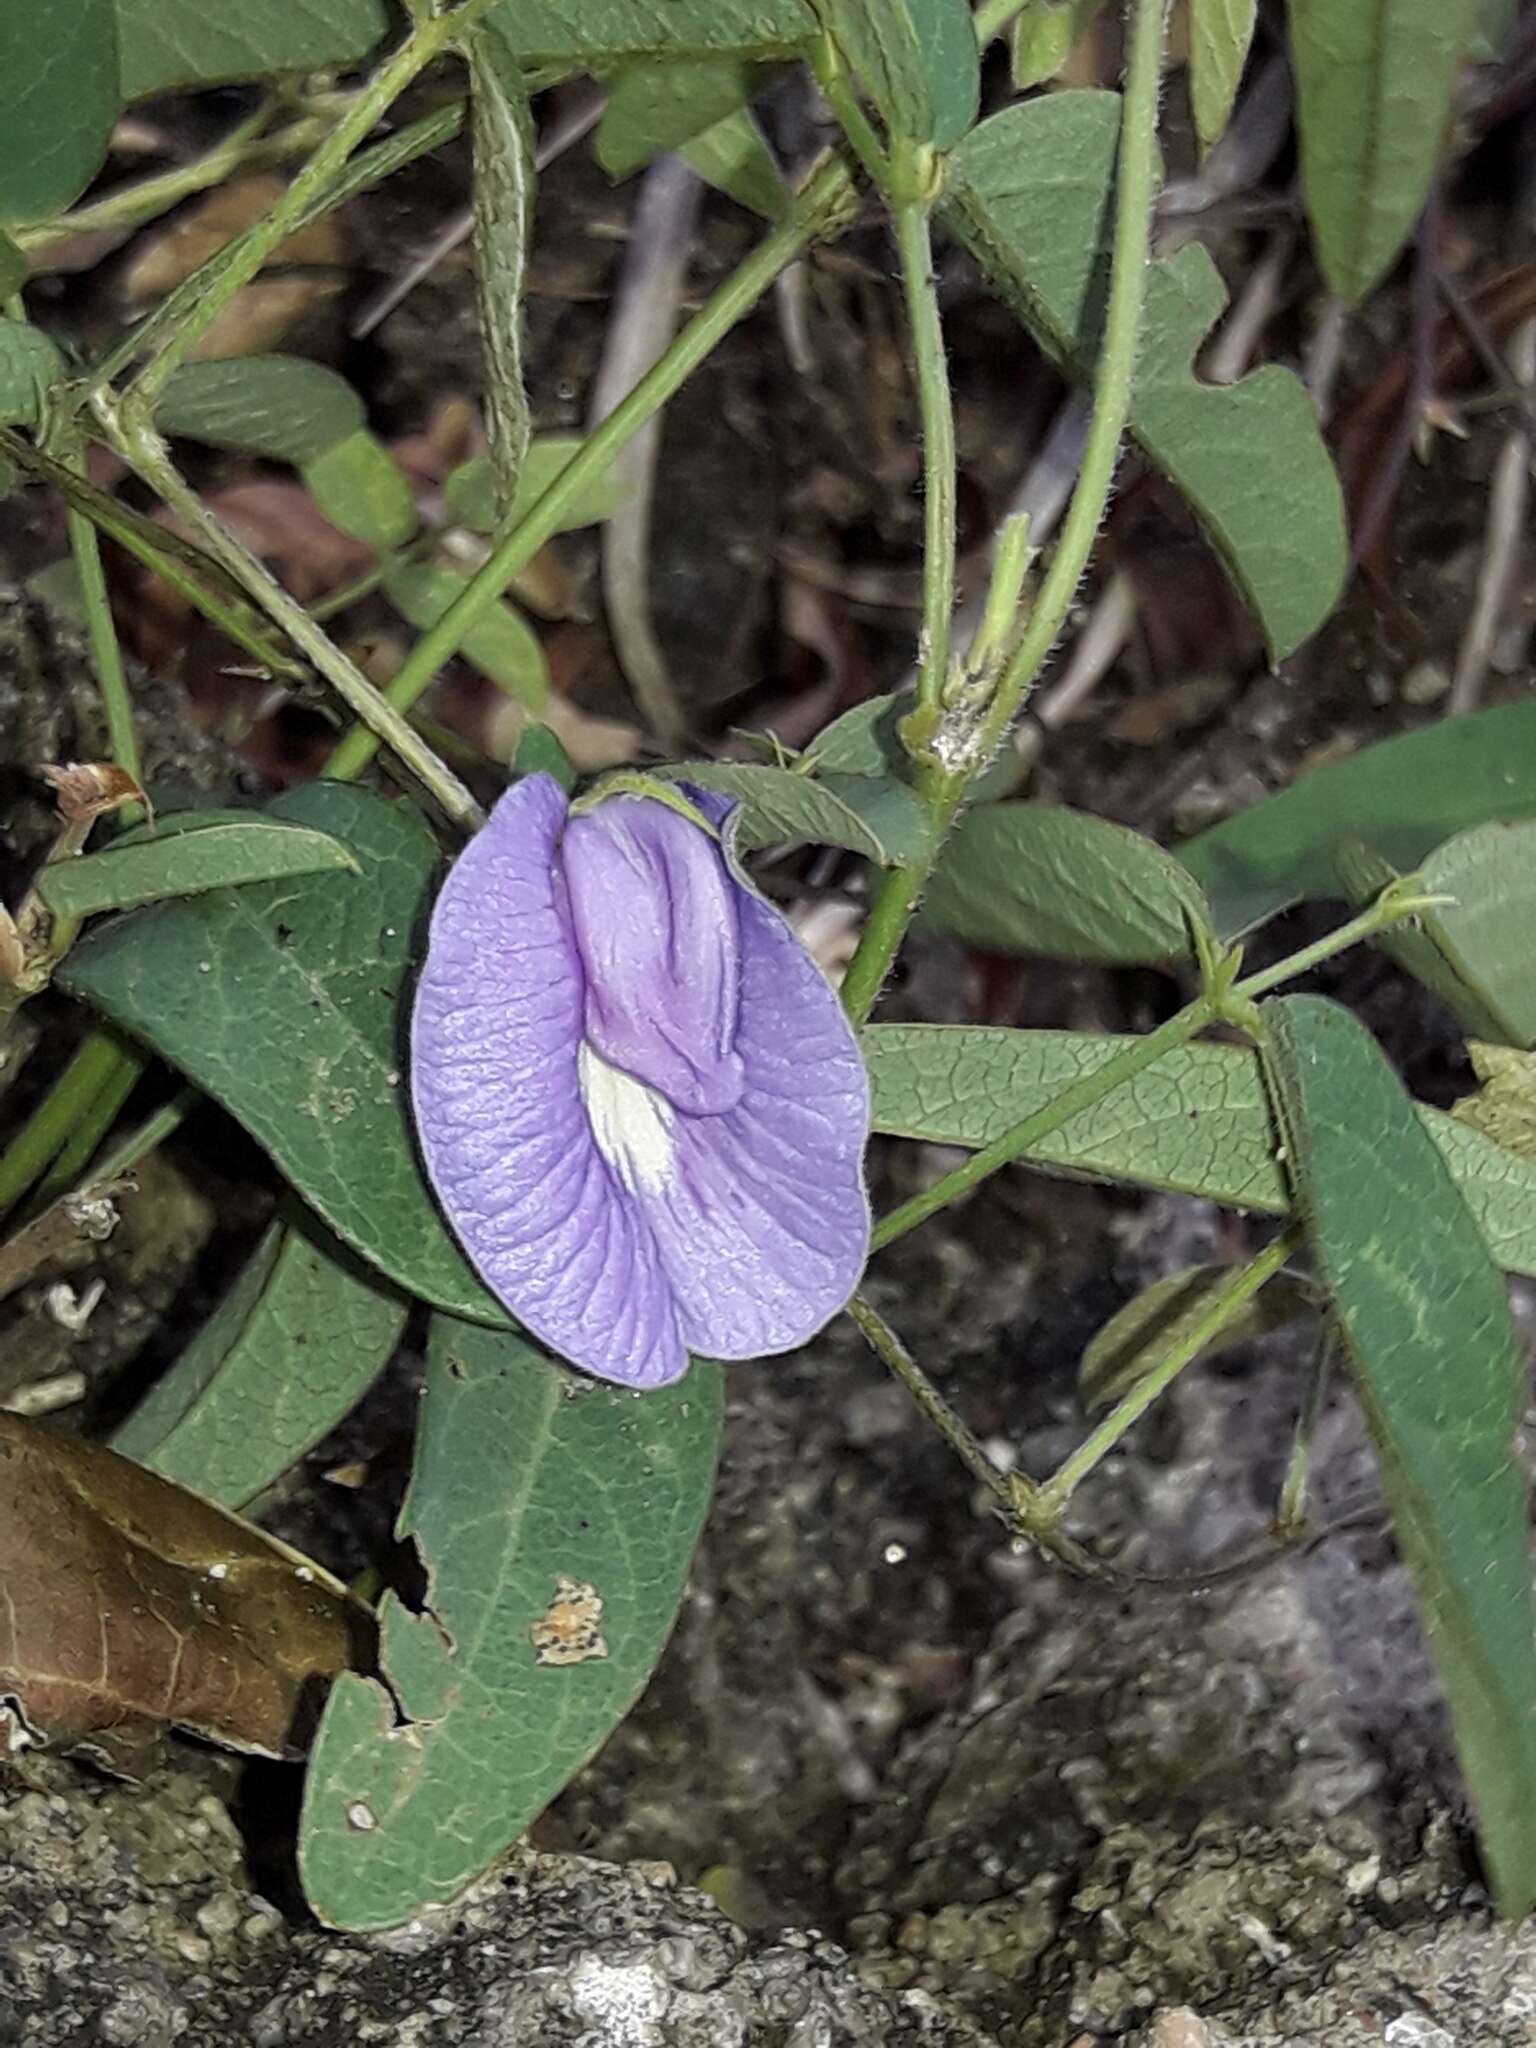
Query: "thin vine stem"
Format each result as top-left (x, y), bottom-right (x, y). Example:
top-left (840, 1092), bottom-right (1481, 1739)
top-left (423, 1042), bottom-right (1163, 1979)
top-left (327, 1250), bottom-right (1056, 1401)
top-left (839, 0), bottom-right (1170, 1024)
top-left (0, 1034), bottom-right (129, 1220)
top-left (892, 179), bottom-right (957, 714)
top-left (65, 499), bottom-right (141, 794)
top-left (324, 152), bottom-right (860, 782)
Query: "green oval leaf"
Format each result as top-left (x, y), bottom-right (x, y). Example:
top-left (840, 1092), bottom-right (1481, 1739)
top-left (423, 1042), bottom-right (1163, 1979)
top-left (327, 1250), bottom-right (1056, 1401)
top-left (1189, 0), bottom-right (1257, 153)
top-left (383, 561), bottom-right (549, 709)
top-left (1080, 1261), bottom-right (1312, 1410)
top-left (302, 430), bottom-right (419, 551)
top-left (1009, 0), bottom-right (1103, 90)
top-left (57, 782), bottom-right (509, 1327)
top-left (445, 435), bottom-right (626, 537)
top-left (1338, 821), bottom-right (1536, 1052)
top-left (299, 1315), bottom-right (720, 1931)
top-left (942, 92), bottom-right (1347, 660)
top-left (158, 357), bottom-right (365, 465)
top-left (37, 817), bottom-right (357, 922)
top-left (1287, 0), bottom-right (1479, 303)
top-left (666, 759), bottom-right (929, 866)
top-left (924, 803), bottom-right (1212, 962)
top-left (0, 319), bottom-right (64, 427)
top-left (1262, 995), bottom-right (1536, 1916)
top-left (813, 0), bottom-right (980, 148)
top-left (0, 0), bottom-right (119, 224)
top-left (862, 1022), bottom-right (1536, 1282)
top-left (111, 1206), bottom-right (407, 1510)
top-left (1178, 700), bottom-right (1536, 937)
top-left (597, 57), bottom-right (756, 179)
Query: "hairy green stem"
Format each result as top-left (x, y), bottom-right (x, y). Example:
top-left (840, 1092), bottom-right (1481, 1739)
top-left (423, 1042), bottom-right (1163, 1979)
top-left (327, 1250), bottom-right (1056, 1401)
top-left (1038, 1229), bottom-right (1299, 1511)
top-left (325, 152), bottom-right (859, 781)
top-left (871, 994), bottom-right (1214, 1253)
top-left (893, 181), bottom-right (957, 714)
top-left (98, 404), bottom-right (484, 831)
top-left (838, 0), bottom-right (1169, 1023)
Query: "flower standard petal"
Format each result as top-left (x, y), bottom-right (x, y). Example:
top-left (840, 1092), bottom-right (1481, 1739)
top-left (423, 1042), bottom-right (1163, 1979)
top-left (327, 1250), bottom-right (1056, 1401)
top-left (411, 774), bottom-right (688, 1388)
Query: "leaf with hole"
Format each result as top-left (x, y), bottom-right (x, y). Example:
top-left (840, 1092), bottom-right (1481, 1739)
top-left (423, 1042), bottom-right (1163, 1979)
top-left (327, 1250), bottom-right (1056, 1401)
top-left (0, 0), bottom-right (119, 224)
top-left (111, 1205), bottom-right (407, 1510)
top-left (158, 356), bottom-right (365, 465)
top-left (1189, 0), bottom-right (1257, 153)
top-left (942, 91), bottom-right (1347, 660)
top-left (1080, 1261), bottom-right (1313, 1410)
top-left (445, 435), bottom-right (626, 536)
top-left (299, 1315), bottom-right (720, 1930)
top-left (1287, 0), bottom-right (1480, 303)
top-left (302, 431), bottom-right (419, 551)
top-left (37, 817), bottom-right (357, 922)
top-left (924, 803), bottom-right (1212, 962)
top-left (1262, 995), bottom-right (1536, 1916)
top-left (666, 760), bottom-right (928, 865)
top-left (0, 1413), bottom-right (373, 1773)
top-left (862, 1022), bottom-right (1536, 1282)
top-left (57, 782), bottom-right (510, 1326)
top-left (1179, 700), bottom-right (1536, 937)
top-left (812, 0), bottom-right (980, 148)
top-left (1335, 821), bottom-right (1536, 1051)
top-left (383, 561), bottom-right (549, 709)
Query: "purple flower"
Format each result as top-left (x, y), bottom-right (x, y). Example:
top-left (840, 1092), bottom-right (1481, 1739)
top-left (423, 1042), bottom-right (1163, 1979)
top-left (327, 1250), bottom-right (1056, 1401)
top-left (411, 775), bottom-right (870, 1388)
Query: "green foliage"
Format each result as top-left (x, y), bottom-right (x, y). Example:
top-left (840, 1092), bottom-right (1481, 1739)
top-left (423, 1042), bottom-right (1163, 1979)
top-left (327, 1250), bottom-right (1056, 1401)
top-left (1080, 1262), bottom-right (1312, 1410)
top-left (58, 783), bottom-right (510, 1327)
top-left (445, 436), bottom-right (626, 536)
top-left (1287, 0), bottom-right (1480, 303)
top-left (1337, 823), bottom-right (1536, 1051)
top-left (0, 321), bottom-right (64, 427)
top-left (597, 58), bottom-right (757, 179)
top-left (813, 0), bottom-right (980, 149)
top-left (115, 0), bottom-right (390, 99)
top-left (37, 818), bottom-right (357, 922)
top-left (669, 761), bottom-right (929, 866)
top-left (302, 432), bottom-right (419, 551)
top-left (1179, 701), bottom-right (1536, 936)
top-left (300, 1316), bottom-right (720, 1930)
top-left (111, 1207), bottom-right (406, 1509)
top-left (862, 1023), bottom-right (1536, 1281)
top-left (1188, 0), bottom-right (1257, 153)
top-left (513, 724), bottom-right (576, 791)
top-left (1263, 996), bottom-right (1536, 1915)
top-left (1009, 0), bottom-right (1103, 91)
top-left (0, 0), bottom-right (119, 224)
top-left (0, 232), bottom-right (29, 299)
top-left (382, 561), bottom-right (549, 709)
top-left (675, 106), bottom-right (789, 219)
top-left (157, 357), bottom-right (364, 465)
top-left (943, 92), bottom-right (1347, 660)
top-left (923, 804), bottom-right (1212, 962)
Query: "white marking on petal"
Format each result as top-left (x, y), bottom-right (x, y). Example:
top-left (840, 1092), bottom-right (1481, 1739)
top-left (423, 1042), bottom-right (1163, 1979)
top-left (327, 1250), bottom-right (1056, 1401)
top-left (577, 1043), bottom-right (677, 1196)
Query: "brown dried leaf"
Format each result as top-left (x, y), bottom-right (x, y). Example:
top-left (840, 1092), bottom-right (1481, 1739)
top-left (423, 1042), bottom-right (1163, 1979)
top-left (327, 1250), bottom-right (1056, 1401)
top-left (41, 762), bottom-right (150, 830)
top-left (1452, 1042), bottom-right (1536, 1163)
top-left (118, 175), bottom-right (343, 314)
top-left (0, 1415), bottom-right (374, 1773)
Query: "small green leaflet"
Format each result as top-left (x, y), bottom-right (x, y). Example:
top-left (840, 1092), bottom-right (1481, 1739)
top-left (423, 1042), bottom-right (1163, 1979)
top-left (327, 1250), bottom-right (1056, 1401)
top-left (383, 561), bottom-right (549, 709)
top-left (597, 58), bottom-right (756, 179)
top-left (666, 760), bottom-right (928, 866)
top-left (812, 0), bottom-right (979, 149)
top-left (1189, 0), bottom-right (1257, 154)
top-left (157, 357), bottom-right (365, 465)
top-left (0, 320), bottom-right (64, 428)
top-left (1179, 700), bottom-right (1536, 937)
top-left (1009, 0), bottom-right (1103, 91)
top-left (942, 92), bottom-right (1347, 660)
top-left (300, 1317), bottom-right (720, 1930)
top-left (1079, 1261), bottom-right (1312, 1410)
top-left (37, 818), bottom-right (356, 922)
top-left (924, 803), bottom-right (1212, 963)
top-left (445, 436), bottom-right (626, 536)
top-left (302, 432), bottom-right (419, 552)
top-left (1262, 996), bottom-right (1536, 1916)
top-left (1287, 0), bottom-right (1480, 303)
top-left (111, 1206), bottom-right (406, 1510)
top-left (862, 1022), bottom-right (1536, 1282)
top-left (0, 0), bottom-right (119, 224)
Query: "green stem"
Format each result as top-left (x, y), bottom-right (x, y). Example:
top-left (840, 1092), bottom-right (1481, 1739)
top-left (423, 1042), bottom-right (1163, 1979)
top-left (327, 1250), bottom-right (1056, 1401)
top-left (1276, 1325), bottom-right (1333, 1537)
top-left (837, 0), bottom-right (1169, 1023)
top-left (0, 1032), bottom-right (130, 1220)
top-left (871, 993), bottom-right (1214, 1253)
top-left (325, 152), bottom-right (859, 783)
top-left (893, 181), bottom-right (957, 714)
top-left (1039, 1229), bottom-right (1299, 1512)
top-left (66, 499), bottom-right (140, 790)
top-left (23, 1044), bottom-right (146, 1217)
top-left (111, 4), bottom-right (499, 404)
top-left (1229, 885), bottom-right (1447, 1002)
top-left (86, 1089), bottom-right (194, 1188)
top-left (97, 404), bottom-right (484, 832)
top-left (847, 1291), bottom-right (1012, 1503)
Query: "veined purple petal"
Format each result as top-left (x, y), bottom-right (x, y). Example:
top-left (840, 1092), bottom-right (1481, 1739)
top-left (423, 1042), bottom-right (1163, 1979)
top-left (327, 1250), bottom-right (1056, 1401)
top-left (563, 798), bottom-right (743, 1117)
top-left (411, 773), bottom-right (870, 1388)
